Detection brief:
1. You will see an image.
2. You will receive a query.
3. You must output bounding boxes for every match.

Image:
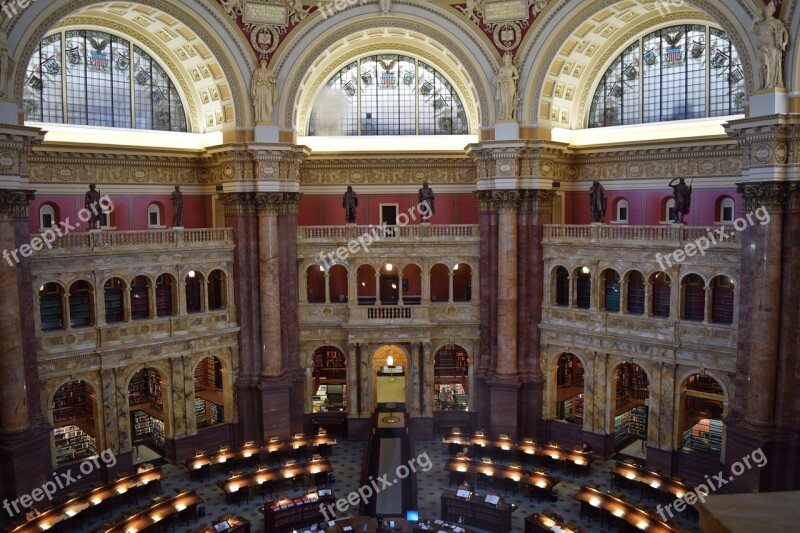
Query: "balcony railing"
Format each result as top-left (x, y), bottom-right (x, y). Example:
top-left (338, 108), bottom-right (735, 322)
top-left (544, 224), bottom-right (739, 245)
top-left (298, 224), bottom-right (479, 241)
top-left (367, 306), bottom-right (412, 320)
top-left (41, 228), bottom-right (233, 251)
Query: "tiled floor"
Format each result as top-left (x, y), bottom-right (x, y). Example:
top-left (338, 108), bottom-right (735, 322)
top-left (76, 439), bottom-right (701, 532)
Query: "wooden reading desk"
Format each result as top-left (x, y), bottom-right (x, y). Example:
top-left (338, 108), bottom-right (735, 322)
top-left (216, 459), bottom-right (333, 503)
top-left (612, 461), bottom-right (695, 500)
top-left (294, 517), bottom-right (480, 532)
top-left (441, 489), bottom-right (517, 533)
top-left (444, 456), bottom-right (557, 501)
top-left (7, 467), bottom-right (164, 533)
top-left (102, 489), bottom-right (202, 532)
top-left (525, 510), bottom-right (587, 533)
top-left (573, 485), bottom-right (680, 533)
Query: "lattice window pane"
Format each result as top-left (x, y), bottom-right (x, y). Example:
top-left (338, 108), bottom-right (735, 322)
top-left (65, 30), bottom-right (88, 125)
top-left (24, 34), bottom-right (62, 123)
top-left (111, 36), bottom-right (132, 128)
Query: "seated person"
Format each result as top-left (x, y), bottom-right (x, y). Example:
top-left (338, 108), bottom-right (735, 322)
top-left (579, 441), bottom-right (593, 454)
top-left (25, 508), bottom-right (41, 521)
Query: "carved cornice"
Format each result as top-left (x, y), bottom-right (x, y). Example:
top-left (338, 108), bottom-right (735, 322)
top-left (0, 190), bottom-right (36, 220)
top-left (218, 192), bottom-right (258, 216)
top-left (255, 192), bottom-right (303, 215)
top-left (301, 155), bottom-right (476, 185)
top-left (736, 181), bottom-right (792, 213)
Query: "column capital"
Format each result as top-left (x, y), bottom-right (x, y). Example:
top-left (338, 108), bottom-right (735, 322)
top-left (0, 189), bottom-right (35, 220)
top-left (218, 192), bottom-right (257, 216)
top-left (474, 189), bottom-right (556, 214)
top-left (254, 191), bottom-right (303, 215)
top-left (736, 181), bottom-right (793, 213)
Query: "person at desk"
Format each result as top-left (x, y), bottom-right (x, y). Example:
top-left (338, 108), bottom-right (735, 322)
top-left (25, 508), bottom-right (41, 521)
top-left (579, 442), bottom-right (593, 454)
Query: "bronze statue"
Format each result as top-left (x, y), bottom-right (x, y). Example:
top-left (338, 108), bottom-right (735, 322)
top-left (171, 185), bottom-right (183, 226)
top-left (669, 177), bottom-right (692, 223)
top-left (588, 181), bottom-right (607, 223)
top-left (343, 185), bottom-right (358, 223)
top-left (84, 184), bottom-right (103, 229)
top-left (418, 181), bottom-right (435, 217)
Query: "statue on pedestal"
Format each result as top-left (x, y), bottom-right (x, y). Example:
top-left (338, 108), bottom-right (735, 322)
top-left (171, 185), bottom-right (183, 227)
top-left (85, 184), bottom-right (103, 229)
top-left (588, 181), bottom-right (607, 223)
top-left (669, 177), bottom-right (692, 223)
top-left (751, 0), bottom-right (789, 89)
top-left (494, 53), bottom-right (519, 121)
top-left (343, 185), bottom-right (358, 223)
top-left (418, 181), bottom-right (435, 218)
top-left (251, 58), bottom-right (277, 124)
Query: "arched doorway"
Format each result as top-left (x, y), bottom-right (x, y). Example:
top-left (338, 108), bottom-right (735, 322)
top-left (433, 344), bottom-right (469, 411)
top-left (194, 356), bottom-right (227, 428)
top-left (52, 380), bottom-right (99, 466)
top-left (372, 345), bottom-right (408, 411)
top-left (555, 354), bottom-right (584, 425)
top-left (680, 373), bottom-right (725, 457)
top-left (311, 346), bottom-right (347, 413)
top-left (612, 362), bottom-right (650, 455)
top-left (129, 367), bottom-right (168, 460)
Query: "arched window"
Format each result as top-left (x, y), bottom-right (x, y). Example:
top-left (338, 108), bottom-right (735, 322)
top-left (664, 198), bottom-right (676, 223)
top-left (430, 263), bottom-right (450, 302)
top-left (155, 274), bottom-right (174, 317)
top-left (434, 345), bottom-right (469, 411)
top-left (24, 30), bottom-right (187, 131)
top-left (307, 265), bottom-right (326, 303)
top-left (576, 267), bottom-right (591, 309)
top-left (68, 280), bottom-right (93, 327)
top-left (615, 199), bottom-right (629, 223)
top-left (718, 197), bottom-right (735, 223)
top-left (39, 204), bottom-right (56, 230)
top-left (208, 270), bottom-right (226, 310)
top-left (589, 25), bottom-right (744, 127)
top-left (309, 54), bottom-right (468, 136)
top-left (452, 263), bottom-right (472, 302)
top-left (681, 373), bottom-right (724, 455)
top-left (555, 354), bottom-right (584, 425)
top-left (683, 274), bottom-right (705, 321)
top-left (185, 271), bottom-right (204, 313)
top-left (711, 275), bottom-right (735, 324)
top-left (554, 266), bottom-right (569, 306)
top-left (130, 276), bottom-right (150, 320)
top-left (104, 277), bottom-right (125, 323)
top-left (627, 271), bottom-right (645, 315)
top-left (147, 204), bottom-right (162, 227)
top-left (603, 270), bottom-right (621, 312)
top-left (39, 283), bottom-right (64, 330)
top-left (651, 272), bottom-right (671, 317)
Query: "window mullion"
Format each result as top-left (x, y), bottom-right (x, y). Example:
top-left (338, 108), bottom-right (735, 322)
top-left (357, 59), bottom-right (362, 136)
top-left (130, 43), bottom-right (135, 128)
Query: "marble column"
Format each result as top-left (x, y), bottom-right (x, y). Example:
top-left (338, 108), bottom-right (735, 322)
top-left (495, 191), bottom-right (520, 376)
top-left (421, 342), bottom-right (433, 418)
top-left (347, 343), bottom-right (358, 417)
top-left (256, 194), bottom-right (283, 377)
top-left (0, 190), bottom-right (33, 433)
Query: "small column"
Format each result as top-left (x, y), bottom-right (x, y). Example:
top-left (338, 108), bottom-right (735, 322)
top-left (347, 343), bottom-right (358, 417)
top-left (398, 273), bottom-right (404, 306)
top-left (348, 264), bottom-right (358, 305)
top-left (421, 342), bottom-right (433, 417)
top-left (448, 270), bottom-right (454, 303)
top-left (703, 286), bottom-right (713, 324)
top-left (148, 283), bottom-right (157, 318)
top-left (422, 260), bottom-right (431, 303)
top-left (324, 270), bottom-right (330, 304)
top-left (177, 275), bottom-right (188, 317)
top-left (644, 278), bottom-right (653, 317)
top-left (375, 271), bottom-right (381, 306)
top-left (122, 288), bottom-right (132, 322)
top-left (201, 279), bottom-right (209, 312)
top-left (62, 292), bottom-right (72, 330)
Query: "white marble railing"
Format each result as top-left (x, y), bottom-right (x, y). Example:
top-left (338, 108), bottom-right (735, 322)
top-left (298, 224), bottom-right (478, 241)
top-left (42, 228), bottom-right (233, 251)
top-left (544, 224), bottom-right (740, 244)
top-left (367, 306), bottom-right (413, 320)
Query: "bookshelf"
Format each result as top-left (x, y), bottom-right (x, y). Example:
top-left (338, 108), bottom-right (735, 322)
top-left (54, 424), bottom-right (96, 464)
top-left (105, 290), bottom-right (123, 322)
top-left (434, 346), bottom-right (469, 411)
top-left (613, 411), bottom-right (631, 446)
top-left (683, 418), bottom-right (723, 452)
top-left (147, 368), bottom-right (164, 412)
top-left (132, 409), bottom-right (166, 450)
top-left (130, 284), bottom-right (149, 319)
top-left (629, 405), bottom-right (648, 439)
top-left (155, 278), bottom-right (173, 317)
top-left (615, 364), bottom-right (649, 408)
top-left (129, 369), bottom-right (148, 407)
top-left (557, 393), bottom-right (584, 423)
top-left (69, 291), bottom-right (91, 327)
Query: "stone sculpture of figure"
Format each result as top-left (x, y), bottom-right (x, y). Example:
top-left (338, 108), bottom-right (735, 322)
top-left (85, 184), bottom-right (103, 229)
top-left (588, 181), bottom-right (607, 223)
top-left (251, 58), bottom-right (277, 124)
top-left (343, 185), bottom-right (358, 223)
top-left (171, 185), bottom-right (184, 227)
top-left (379, 0), bottom-right (391, 16)
top-left (669, 177), bottom-right (692, 223)
top-left (751, 0), bottom-right (789, 89)
top-left (494, 52), bottom-right (519, 121)
top-left (288, 0), bottom-right (308, 23)
top-left (418, 181), bottom-right (435, 217)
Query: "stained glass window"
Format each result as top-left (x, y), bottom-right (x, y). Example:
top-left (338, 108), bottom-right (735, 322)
top-left (308, 54), bottom-right (468, 136)
top-left (589, 24), bottom-right (744, 128)
top-left (24, 30), bottom-right (187, 132)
